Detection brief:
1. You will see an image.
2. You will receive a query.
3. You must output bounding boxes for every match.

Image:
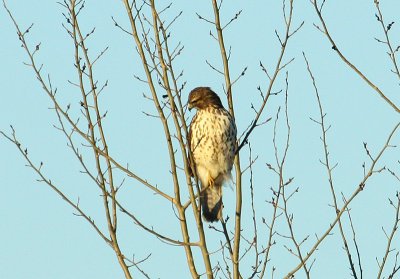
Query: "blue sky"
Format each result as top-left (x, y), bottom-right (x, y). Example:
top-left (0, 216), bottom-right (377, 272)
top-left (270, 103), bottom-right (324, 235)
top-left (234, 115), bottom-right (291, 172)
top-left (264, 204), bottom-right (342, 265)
top-left (1, 0), bottom-right (400, 278)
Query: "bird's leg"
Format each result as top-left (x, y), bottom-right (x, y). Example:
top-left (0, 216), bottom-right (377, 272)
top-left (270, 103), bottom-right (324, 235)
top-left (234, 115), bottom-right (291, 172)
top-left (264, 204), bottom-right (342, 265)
top-left (208, 174), bottom-right (215, 188)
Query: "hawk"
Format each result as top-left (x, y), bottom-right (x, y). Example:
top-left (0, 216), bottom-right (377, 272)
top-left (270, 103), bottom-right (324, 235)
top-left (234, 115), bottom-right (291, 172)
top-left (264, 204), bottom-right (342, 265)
top-left (188, 87), bottom-right (237, 222)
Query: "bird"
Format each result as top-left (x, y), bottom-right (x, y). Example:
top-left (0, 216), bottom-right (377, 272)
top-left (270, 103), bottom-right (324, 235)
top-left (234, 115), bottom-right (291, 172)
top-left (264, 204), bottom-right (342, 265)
top-left (187, 87), bottom-right (237, 222)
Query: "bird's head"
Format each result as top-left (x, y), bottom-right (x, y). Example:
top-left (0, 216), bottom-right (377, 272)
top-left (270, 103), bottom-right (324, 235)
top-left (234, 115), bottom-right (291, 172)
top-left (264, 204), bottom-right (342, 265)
top-left (187, 87), bottom-right (223, 111)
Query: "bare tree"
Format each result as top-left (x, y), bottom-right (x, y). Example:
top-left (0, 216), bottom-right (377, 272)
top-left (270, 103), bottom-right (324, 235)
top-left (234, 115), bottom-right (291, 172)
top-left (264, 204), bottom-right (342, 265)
top-left (2, 0), bottom-right (399, 278)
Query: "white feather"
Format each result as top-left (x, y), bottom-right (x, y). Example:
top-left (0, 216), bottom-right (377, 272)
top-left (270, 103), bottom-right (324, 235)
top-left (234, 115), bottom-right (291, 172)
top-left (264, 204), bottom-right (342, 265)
top-left (190, 107), bottom-right (236, 187)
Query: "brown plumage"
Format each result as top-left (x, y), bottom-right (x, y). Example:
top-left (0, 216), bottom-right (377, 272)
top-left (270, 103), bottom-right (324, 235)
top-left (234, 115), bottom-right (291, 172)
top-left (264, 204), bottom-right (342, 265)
top-left (188, 87), bottom-right (237, 222)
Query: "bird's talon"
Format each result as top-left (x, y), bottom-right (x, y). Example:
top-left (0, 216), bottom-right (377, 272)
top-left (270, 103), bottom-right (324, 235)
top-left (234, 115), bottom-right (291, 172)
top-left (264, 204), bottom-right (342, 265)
top-left (208, 176), bottom-right (215, 188)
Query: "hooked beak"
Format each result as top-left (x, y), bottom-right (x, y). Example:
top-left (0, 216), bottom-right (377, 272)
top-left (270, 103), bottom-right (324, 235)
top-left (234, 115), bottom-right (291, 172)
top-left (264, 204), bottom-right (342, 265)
top-left (188, 102), bottom-right (193, 111)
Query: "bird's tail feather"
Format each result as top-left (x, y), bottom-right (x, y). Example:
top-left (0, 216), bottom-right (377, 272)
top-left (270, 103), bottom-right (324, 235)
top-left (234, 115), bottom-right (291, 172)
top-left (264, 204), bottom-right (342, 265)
top-left (201, 185), bottom-right (222, 222)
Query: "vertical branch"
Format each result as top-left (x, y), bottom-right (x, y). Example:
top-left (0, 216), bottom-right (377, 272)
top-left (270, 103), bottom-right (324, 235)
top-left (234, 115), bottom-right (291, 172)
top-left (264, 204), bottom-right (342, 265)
top-left (278, 73), bottom-right (310, 278)
top-left (303, 52), bottom-right (359, 279)
top-left (377, 192), bottom-right (400, 279)
top-left (120, 1), bottom-right (205, 278)
top-left (68, 1), bottom-right (131, 277)
top-left (210, 1), bottom-right (242, 278)
top-left (149, 1), bottom-right (213, 277)
top-left (259, 181), bottom-right (282, 278)
top-left (211, 0), bottom-right (234, 114)
top-left (342, 195), bottom-right (363, 279)
top-left (248, 142), bottom-right (261, 277)
top-left (153, 13), bottom-right (205, 249)
top-left (74, 10), bottom-right (118, 232)
top-left (232, 139), bottom-right (243, 279)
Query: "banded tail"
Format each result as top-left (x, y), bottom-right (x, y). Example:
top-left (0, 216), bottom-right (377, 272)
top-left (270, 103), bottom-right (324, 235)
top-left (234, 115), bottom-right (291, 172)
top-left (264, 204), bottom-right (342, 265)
top-left (201, 184), bottom-right (222, 222)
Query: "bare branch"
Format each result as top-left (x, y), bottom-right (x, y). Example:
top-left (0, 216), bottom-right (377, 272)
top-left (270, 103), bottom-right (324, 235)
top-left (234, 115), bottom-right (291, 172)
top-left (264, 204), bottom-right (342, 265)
top-left (311, 0), bottom-right (400, 113)
top-left (285, 121), bottom-right (400, 278)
